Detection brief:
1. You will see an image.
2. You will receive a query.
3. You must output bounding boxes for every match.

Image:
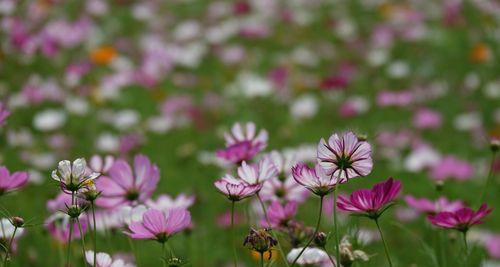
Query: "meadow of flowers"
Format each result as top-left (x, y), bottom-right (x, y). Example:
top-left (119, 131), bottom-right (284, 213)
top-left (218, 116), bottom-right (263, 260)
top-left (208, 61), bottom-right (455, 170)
top-left (0, 0), bottom-right (500, 266)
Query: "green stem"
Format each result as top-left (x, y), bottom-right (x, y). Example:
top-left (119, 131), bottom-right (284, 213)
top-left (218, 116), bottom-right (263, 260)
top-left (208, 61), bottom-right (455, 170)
top-left (478, 151), bottom-right (497, 205)
top-left (260, 252), bottom-right (264, 267)
top-left (66, 219), bottom-right (74, 267)
top-left (91, 202), bottom-right (97, 267)
top-left (290, 196), bottom-right (324, 267)
top-left (374, 218), bottom-right (393, 267)
top-left (257, 193), bottom-right (289, 267)
top-left (76, 218), bottom-right (87, 267)
top-left (3, 226), bottom-right (17, 266)
top-left (161, 242), bottom-right (167, 267)
top-left (128, 237), bottom-right (138, 265)
top-left (231, 201), bottom-right (238, 267)
top-left (462, 231), bottom-right (468, 255)
top-left (333, 187), bottom-right (340, 267)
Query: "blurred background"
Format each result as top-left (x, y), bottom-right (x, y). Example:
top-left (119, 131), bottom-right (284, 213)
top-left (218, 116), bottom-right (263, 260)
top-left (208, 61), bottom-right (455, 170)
top-left (0, 0), bottom-right (499, 266)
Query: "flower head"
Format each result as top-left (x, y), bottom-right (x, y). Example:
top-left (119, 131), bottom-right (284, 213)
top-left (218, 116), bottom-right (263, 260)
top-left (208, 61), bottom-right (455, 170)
top-left (216, 122), bottom-right (268, 164)
top-left (214, 175), bottom-right (261, 201)
top-left (262, 201), bottom-right (297, 228)
top-left (317, 132), bottom-right (373, 182)
top-left (127, 208), bottom-right (191, 243)
top-left (237, 157), bottom-right (278, 185)
top-left (96, 154), bottom-right (160, 208)
top-left (0, 166), bottom-right (29, 195)
top-left (85, 250), bottom-right (136, 267)
top-left (51, 158), bottom-right (100, 193)
top-left (337, 178), bottom-right (401, 219)
top-left (243, 228), bottom-right (278, 254)
top-left (404, 195), bottom-right (464, 215)
top-left (286, 247), bottom-right (333, 266)
top-left (428, 204), bottom-right (492, 232)
top-left (292, 163), bottom-right (339, 196)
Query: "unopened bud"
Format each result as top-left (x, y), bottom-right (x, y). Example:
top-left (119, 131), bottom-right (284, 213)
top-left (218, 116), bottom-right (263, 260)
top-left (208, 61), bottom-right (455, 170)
top-left (67, 205), bottom-right (83, 218)
top-left (314, 232), bottom-right (327, 247)
top-left (491, 139), bottom-right (500, 153)
top-left (11, 216), bottom-right (24, 228)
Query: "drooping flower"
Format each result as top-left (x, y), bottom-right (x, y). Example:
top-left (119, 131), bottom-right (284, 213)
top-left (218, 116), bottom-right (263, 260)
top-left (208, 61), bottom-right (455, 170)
top-left (317, 132), bottom-right (373, 182)
top-left (51, 158), bottom-right (100, 193)
top-left (262, 201), bottom-right (297, 227)
top-left (237, 157), bottom-right (278, 185)
top-left (96, 155), bottom-right (160, 208)
top-left (291, 163), bottom-right (339, 196)
top-left (0, 166), bottom-right (29, 195)
top-left (216, 122), bottom-right (268, 164)
top-left (127, 208), bottom-right (191, 243)
top-left (214, 175), bottom-right (261, 201)
top-left (404, 195), bottom-right (464, 215)
top-left (337, 178), bottom-right (401, 219)
top-left (85, 250), bottom-right (136, 267)
top-left (428, 204), bottom-right (492, 232)
top-left (146, 194), bottom-right (195, 213)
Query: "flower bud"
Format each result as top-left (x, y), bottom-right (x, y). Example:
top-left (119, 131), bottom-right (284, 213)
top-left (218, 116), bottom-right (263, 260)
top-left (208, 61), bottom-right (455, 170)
top-left (491, 138), bottom-right (500, 153)
top-left (167, 257), bottom-right (185, 267)
top-left (66, 205), bottom-right (83, 218)
top-left (11, 216), bottom-right (25, 228)
top-left (314, 232), bottom-right (327, 247)
top-left (243, 228), bottom-right (278, 253)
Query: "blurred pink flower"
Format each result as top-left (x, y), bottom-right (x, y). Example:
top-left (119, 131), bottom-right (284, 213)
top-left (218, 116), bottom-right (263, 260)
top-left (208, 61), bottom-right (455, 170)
top-left (146, 194), bottom-right (195, 212)
top-left (214, 175), bottom-right (261, 201)
top-left (89, 155), bottom-right (115, 175)
top-left (0, 166), bottom-right (28, 194)
top-left (337, 178), bottom-right (401, 218)
top-left (292, 163), bottom-right (339, 196)
top-left (413, 108), bottom-right (443, 129)
top-left (404, 195), bottom-right (464, 215)
top-left (216, 210), bottom-right (244, 229)
top-left (46, 213), bottom-right (88, 244)
top-left (486, 235), bottom-right (500, 259)
top-left (216, 122), bottom-right (268, 164)
top-left (96, 155), bottom-right (160, 208)
top-left (127, 208), bottom-right (191, 242)
top-left (430, 156), bottom-right (474, 181)
top-left (47, 192), bottom-right (74, 213)
top-left (262, 201), bottom-right (297, 227)
top-left (317, 132), bottom-right (373, 181)
top-left (260, 176), bottom-right (310, 204)
top-left (376, 91), bottom-right (414, 107)
top-left (0, 102), bottom-right (10, 125)
top-left (428, 204), bottom-right (492, 232)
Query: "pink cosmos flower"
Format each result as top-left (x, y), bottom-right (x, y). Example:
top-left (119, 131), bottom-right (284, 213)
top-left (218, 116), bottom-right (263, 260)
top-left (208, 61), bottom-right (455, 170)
top-left (404, 195), bottom-right (464, 215)
top-left (89, 155), bottom-right (115, 175)
top-left (428, 204), bottom-right (492, 232)
top-left (0, 102), bottom-right (10, 125)
top-left (85, 251), bottom-right (136, 267)
top-left (0, 166), bottom-right (29, 195)
top-left (237, 157), bottom-right (278, 185)
top-left (259, 176), bottom-right (310, 204)
top-left (216, 210), bottom-right (244, 229)
top-left (413, 108), bottom-right (443, 129)
top-left (430, 156), bottom-right (474, 181)
top-left (96, 155), bottom-right (160, 208)
top-left (486, 235), bottom-right (500, 259)
top-left (146, 194), bottom-right (195, 212)
top-left (127, 208), bottom-right (191, 243)
top-left (216, 122), bottom-right (268, 164)
top-left (214, 175), bottom-right (261, 201)
top-left (262, 201), bottom-right (297, 227)
top-left (292, 163), bottom-right (339, 196)
top-left (317, 132), bottom-right (373, 182)
top-left (337, 178), bottom-right (401, 218)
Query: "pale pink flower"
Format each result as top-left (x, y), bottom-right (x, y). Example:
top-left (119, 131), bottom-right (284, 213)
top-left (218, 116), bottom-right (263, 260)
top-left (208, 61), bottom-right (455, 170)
top-left (127, 209), bottom-right (191, 242)
top-left (259, 176), bottom-right (310, 204)
top-left (214, 175), bottom-right (261, 201)
top-left (292, 163), bottom-right (339, 196)
top-left (146, 194), bottom-right (195, 212)
top-left (261, 201), bottom-right (297, 227)
top-left (0, 102), bottom-right (10, 125)
top-left (0, 166), bottom-right (29, 194)
top-left (413, 108), bottom-right (442, 129)
top-left (216, 122), bottom-right (268, 164)
top-left (237, 157), bottom-right (278, 185)
top-left (89, 155), bottom-right (115, 174)
top-left (404, 195), bottom-right (464, 215)
top-left (430, 156), bottom-right (474, 181)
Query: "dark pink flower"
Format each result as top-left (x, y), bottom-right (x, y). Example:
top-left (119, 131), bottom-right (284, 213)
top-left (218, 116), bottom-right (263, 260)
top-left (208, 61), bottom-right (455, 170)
top-left (216, 122), bottom-right (268, 164)
top-left (127, 208), bottom-right (191, 243)
top-left (292, 163), bottom-right (339, 196)
top-left (96, 155), bottom-right (160, 208)
top-left (0, 166), bottom-right (29, 195)
top-left (428, 204), bottom-right (492, 232)
top-left (214, 175), bottom-right (261, 201)
top-left (262, 201), bottom-right (297, 227)
top-left (317, 132), bottom-right (373, 181)
top-left (337, 178), bottom-right (401, 219)
top-left (404, 195), bottom-right (464, 215)
top-left (430, 156), bottom-right (474, 181)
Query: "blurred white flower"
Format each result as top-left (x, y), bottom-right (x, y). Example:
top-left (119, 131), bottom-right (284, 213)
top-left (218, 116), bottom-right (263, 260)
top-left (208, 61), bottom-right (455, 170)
top-left (227, 72), bottom-right (273, 98)
top-left (404, 146), bottom-right (441, 172)
top-left (290, 95), bottom-right (318, 119)
top-left (118, 205), bottom-right (147, 226)
top-left (454, 112), bottom-right (482, 131)
top-left (33, 110), bottom-right (66, 131)
top-left (387, 61), bottom-right (410, 78)
top-left (95, 133), bottom-right (119, 152)
top-left (65, 97), bottom-right (89, 115)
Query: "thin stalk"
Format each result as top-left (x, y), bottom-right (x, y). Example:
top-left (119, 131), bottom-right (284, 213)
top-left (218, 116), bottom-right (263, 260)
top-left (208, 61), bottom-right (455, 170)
top-left (231, 201), bottom-right (238, 267)
top-left (3, 226), bottom-right (17, 266)
top-left (462, 231), bottom-right (468, 255)
top-left (332, 187), bottom-right (341, 267)
top-left (76, 218), bottom-right (87, 266)
top-left (478, 151), bottom-right (497, 205)
top-left (256, 193), bottom-right (289, 267)
top-left (128, 237), bottom-right (138, 265)
top-left (161, 242), bottom-right (167, 267)
top-left (91, 202), bottom-right (97, 267)
top-left (66, 219), bottom-right (74, 267)
top-left (290, 196), bottom-right (324, 267)
top-left (260, 252), bottom-right (264, 267)
top-left (374, 218), bottom-right (393, 267)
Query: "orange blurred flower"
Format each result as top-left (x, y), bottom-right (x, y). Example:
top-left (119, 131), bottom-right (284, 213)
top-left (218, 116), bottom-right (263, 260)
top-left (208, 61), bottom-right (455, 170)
top-left (250, 250), bottom-right (278, 262)
top-left (90, 46), bottom-right (117, 65)
top-left (470, 43), bottom-right (491, 63)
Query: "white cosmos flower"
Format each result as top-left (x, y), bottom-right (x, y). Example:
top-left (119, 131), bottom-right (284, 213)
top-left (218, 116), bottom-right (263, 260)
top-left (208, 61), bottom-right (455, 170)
top-left (0, 218), bottom-right (25, 239)
top-left (118, 205), bottom-right (147, 226)
top-left (51, 158), bottom-right (100, 190)
top-left (33, 109), bottom-right (66, 131)
top-left (287, 247), bottom-right (333, 266)
top-left (85, 250), bottom-right (136, 267)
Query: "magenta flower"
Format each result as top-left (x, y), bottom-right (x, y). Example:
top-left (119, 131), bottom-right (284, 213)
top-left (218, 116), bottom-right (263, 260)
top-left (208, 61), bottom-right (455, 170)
top-left (237, 157), bottom-right (278, 185)
top-left (404, 195), bottom-right (464, 215)
top-left (337, 178), bottom-right (401, 219)
top-left (0, 102), bottom-right (10, 125)
top-left (0, 166), bottom-right (29, 195)
top-left (428, 204), bottom-right (492, 232)
top-left (216, 122), bottom-right (268, 164)
top-left (430, 156), bottom-right (474, 181)
top-left (214, 175), bottom-right (261, 201)
top-left (96, 155), bottom-right (160, 208)
top-left (127, 208), bottom-right (191, 243)
top-left (262, 201), bottom-right (297, 227)
top-left (317, 132), bottom-right (373, 182)
top-left (292, 163), bottom-right (339, 196)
